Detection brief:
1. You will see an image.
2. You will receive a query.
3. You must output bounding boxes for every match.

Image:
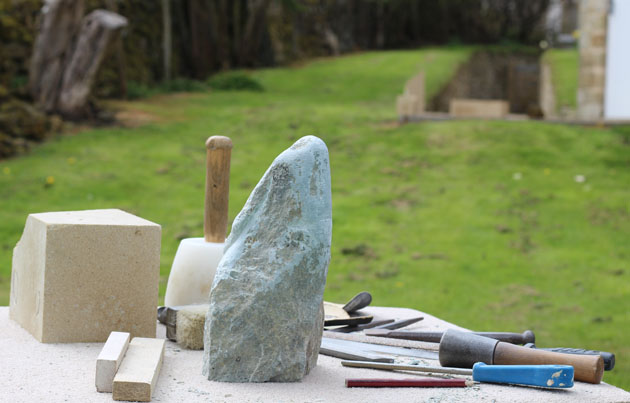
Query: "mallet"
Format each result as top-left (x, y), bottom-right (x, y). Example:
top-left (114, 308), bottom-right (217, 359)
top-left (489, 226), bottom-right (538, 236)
top-left (439, 329), bottom-right (604, 384)
top-left (164, 136), bottom-right (232, 306)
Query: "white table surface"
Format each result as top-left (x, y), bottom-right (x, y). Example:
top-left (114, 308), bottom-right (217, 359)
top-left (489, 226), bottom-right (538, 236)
top-left (1, 306), bottom-right (628, 403)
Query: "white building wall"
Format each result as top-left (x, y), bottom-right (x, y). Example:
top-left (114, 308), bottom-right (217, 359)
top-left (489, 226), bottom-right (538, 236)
top-left (604, 0), bottom-right (630, 120)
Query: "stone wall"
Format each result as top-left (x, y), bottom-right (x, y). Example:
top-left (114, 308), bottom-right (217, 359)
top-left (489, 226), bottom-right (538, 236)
top-left (539, 60), bottom-right (557, 118)
top-left (428, 51), bottom-right (541, 115)
top-left (577, 0), bottom-right (608, 120)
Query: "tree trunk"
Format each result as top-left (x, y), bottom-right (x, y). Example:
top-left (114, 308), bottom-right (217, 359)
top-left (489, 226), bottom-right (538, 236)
top-left (105, 0), bottom-right (128, 98)
top-left (216, 0), bottom-right (231, 70)
top-left (57, 10), bottom-right (127, 118)
top-left (238, 0), bottom-right (272, 66)
top-left (234, 0), bottom-right (249, 60)
top-left (375, 0), bottom-right (385, 49)
top-left (162, 0), bottom-right (172, 81)
top-left (187, 0), bottom-right (212, 78)
top-left (323, 26), bottom-right (340, 56)
top-left (28, 0), bottom-right (85, 112)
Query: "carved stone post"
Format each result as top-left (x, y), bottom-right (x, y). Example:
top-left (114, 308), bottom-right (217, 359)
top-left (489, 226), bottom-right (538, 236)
top-left (57, 10), bottom-right (127, 118)
top-left (28, 0), bottom-right (85, 112)
top-left (28, 1), bottom-right (127, 118)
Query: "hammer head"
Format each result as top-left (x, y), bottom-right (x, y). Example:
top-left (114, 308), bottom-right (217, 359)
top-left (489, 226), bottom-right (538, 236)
top-left (439, 329), bottom-right (499, 368)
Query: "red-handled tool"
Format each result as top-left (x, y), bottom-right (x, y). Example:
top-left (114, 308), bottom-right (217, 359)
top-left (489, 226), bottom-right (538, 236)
top-left (346, 378), bottom-right (470, 388)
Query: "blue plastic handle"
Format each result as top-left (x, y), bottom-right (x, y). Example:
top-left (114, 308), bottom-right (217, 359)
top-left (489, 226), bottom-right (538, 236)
top-left (472, 362), bottom-right (574, 388)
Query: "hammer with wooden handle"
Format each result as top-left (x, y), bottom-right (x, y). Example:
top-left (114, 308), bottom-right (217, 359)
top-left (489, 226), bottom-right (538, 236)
top-left (438, 329), bottom-right (604, 384)
top-left (164, 136), bottom-right (232, 306)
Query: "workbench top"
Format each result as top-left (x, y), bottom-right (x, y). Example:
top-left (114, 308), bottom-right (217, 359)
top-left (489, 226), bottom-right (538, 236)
top-left (1, 306), bottom-right (628, 402)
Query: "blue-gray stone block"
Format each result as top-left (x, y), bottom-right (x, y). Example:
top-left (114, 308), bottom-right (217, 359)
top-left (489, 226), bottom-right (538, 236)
top-left (203, 136), bottom-right (332, 382)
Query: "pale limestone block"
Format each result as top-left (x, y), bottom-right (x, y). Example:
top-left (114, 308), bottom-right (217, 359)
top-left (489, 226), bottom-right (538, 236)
top-left (175, 304), bottom-right (208, 350)
top-left (9, 209), bottom-right (161, 343)
top-left (539, 62), bottom-right (557, 118)
top-left (404, 71), bottom-right (425, 114)
top-left (397, 94), bottom-right (418, 117)
top-left (449, 98), bottom-right (510, 118)
top-left (96, 331), bottom-right (130, 393)
top-left (577, 0), bottom-right (608, 120)
top-left (113, 338), bottom-right (165, 402)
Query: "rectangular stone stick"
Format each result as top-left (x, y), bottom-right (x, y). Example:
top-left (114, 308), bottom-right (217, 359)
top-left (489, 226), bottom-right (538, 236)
top-left (113, 338), bottom-right (165, 402)
top-left (96, 331), bottom-right (130, 392)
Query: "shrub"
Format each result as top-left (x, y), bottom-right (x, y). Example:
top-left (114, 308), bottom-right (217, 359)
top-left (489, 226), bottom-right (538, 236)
top-left (158, 78), bottom-right (208, 93)
top-left (126, 81), bottom-right (157, 100)
top-left (126, 78), bottom-right (208, 100)
top-left (207, 72), bottom-right (264, 92)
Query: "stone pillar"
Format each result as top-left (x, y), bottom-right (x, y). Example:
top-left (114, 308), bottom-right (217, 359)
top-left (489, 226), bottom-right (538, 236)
top-left (539, 60), bottom-right (556, 118)
top-left (577, 0), bottom-right (608, 121)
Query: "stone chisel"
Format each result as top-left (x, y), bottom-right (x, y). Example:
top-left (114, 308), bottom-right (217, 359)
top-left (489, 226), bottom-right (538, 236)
top-left (524, 343), bottom-right (615, 371)
top-left (438, 329), bottom-right (604, 384)
top-left (365, 329), bottom-right (535, 345)
top-left (331, 317), bottom-right (421, 333)
top-left (330, 319), bottom-right (396, 333)
top-left (321, 346), bottom-right (394, 363)
top-left (321, 337), bottom-right (439, 361)
top-left (325, 316), bottom-right (373, 327)
top-left (341, 360), bottom-right (472, 375)
top-left (372, 317), bottom-right (424, 330)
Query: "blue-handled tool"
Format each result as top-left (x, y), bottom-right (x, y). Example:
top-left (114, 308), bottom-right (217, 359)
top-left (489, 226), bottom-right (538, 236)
top-left (473, 362), bottom-right (574, 388)
top-left (340, 360), bottom-right (574, 389)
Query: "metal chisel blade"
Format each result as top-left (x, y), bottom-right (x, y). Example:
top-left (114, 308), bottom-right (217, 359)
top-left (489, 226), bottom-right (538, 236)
top-left (321, 337), bottom-right (439, 361)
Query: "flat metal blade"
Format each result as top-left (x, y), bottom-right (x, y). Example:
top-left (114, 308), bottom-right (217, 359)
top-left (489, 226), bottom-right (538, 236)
top-left (321, 337), bottom-right (439, 361)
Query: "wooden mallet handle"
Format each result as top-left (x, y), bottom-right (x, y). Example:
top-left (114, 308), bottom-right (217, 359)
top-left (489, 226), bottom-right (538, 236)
top-left (204, 136), bottom-right (232, 243)
top-left (494, 341), bottom-right (604, 384)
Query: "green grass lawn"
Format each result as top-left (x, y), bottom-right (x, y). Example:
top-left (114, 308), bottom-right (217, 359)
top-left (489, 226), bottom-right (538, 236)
top-left (1, 46), bottom-right (629, 390)
top-left (543, 48), bottom-right (579, 111)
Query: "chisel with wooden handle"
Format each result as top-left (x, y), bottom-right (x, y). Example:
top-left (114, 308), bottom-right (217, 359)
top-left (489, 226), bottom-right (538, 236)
top-left (524, 343), bottom-right (615, 371)
top-left (365, 328), bottom-right (535, 344)
top-left (439, 329), bottom-right (604, 384)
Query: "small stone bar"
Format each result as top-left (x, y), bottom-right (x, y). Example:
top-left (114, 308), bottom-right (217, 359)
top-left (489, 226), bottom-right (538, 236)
top-left (96, 331), bottom-right (130, 393)
top-left (112, 337), bottom-right (165, 402)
